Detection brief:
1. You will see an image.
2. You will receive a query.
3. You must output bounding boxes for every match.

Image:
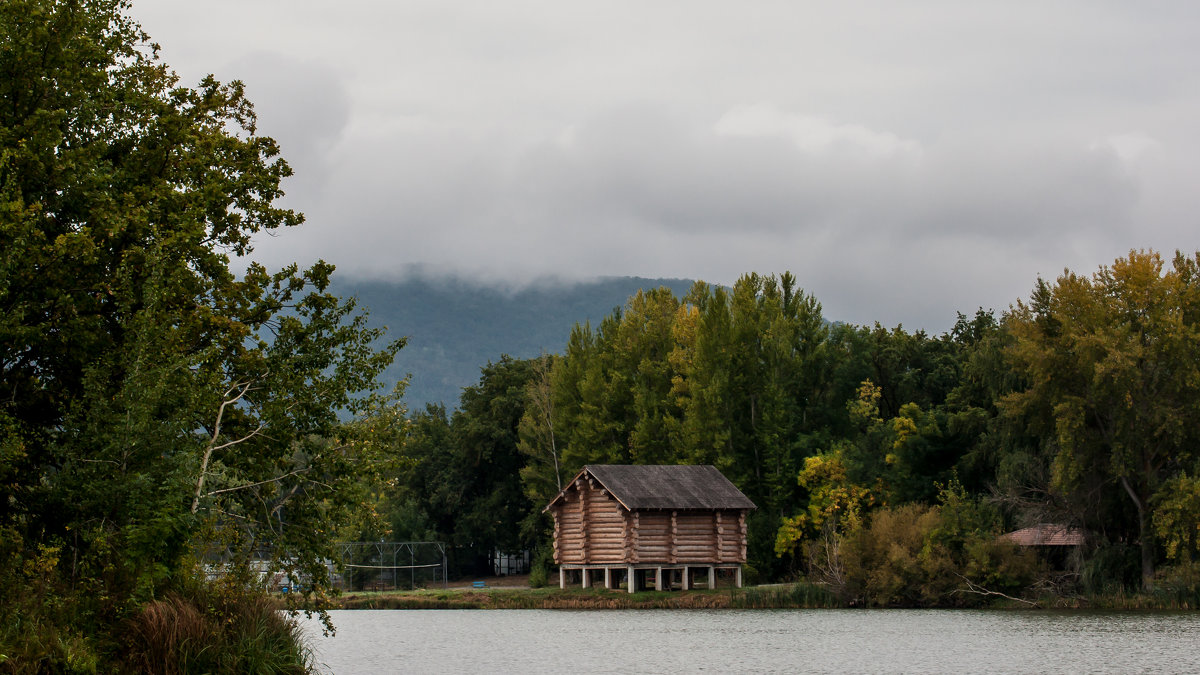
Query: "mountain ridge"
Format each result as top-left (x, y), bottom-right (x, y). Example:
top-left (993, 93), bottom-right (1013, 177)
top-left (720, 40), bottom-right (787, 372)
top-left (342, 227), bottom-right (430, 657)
top-left (333, 275), bottom-right (699, 408)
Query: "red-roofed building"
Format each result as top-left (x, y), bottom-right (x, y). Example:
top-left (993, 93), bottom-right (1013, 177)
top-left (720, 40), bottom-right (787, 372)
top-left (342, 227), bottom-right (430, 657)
top-left (1002, 524), bottom-right (1084, 547)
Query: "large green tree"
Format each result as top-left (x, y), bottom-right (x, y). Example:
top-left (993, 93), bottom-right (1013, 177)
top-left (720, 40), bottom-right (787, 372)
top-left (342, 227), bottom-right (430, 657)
top-left (1004, 250), bottom-right (1200, 589)
top-left (0, 0), bottom-right (401, 646)
top-left (385, 358), bottom-right (536, 578)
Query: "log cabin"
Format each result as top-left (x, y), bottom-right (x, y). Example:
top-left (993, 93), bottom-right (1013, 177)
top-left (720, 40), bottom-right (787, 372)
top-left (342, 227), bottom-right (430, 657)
top-left (544, 465), bottom-right (756, 592)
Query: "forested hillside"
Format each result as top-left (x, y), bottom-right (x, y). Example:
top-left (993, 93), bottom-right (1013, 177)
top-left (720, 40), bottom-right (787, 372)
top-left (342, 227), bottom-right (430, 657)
top-left (382, 255), bottom-right (1200, 606)
top-left (334, 276), bottom-right (696, 406)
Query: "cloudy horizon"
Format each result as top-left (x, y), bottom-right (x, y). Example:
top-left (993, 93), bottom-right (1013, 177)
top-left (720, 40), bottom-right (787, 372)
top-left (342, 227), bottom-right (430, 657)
top-left (136, 1), bottom-right (1200, 332)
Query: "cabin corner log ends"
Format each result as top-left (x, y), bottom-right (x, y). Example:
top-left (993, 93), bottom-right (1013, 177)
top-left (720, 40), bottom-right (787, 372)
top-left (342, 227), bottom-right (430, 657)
top-left (544, 465), bottom-right (755, 592)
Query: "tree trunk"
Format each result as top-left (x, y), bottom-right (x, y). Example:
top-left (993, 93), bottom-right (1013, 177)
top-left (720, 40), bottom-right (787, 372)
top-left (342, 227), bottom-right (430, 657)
top-left (1139, 508), bottom-right (1155, 592)
top-left (1119, 474), bottom-right (1155, 591)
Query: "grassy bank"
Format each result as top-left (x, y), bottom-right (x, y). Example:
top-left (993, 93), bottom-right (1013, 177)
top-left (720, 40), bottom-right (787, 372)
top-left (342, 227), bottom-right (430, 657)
top-left (331, 583), bottom-right (840, 610)
top-left (326, 582), bottom-right (1200, 611)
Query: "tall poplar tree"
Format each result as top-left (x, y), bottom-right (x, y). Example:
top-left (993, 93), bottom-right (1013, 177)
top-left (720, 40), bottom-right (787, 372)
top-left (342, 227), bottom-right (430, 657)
top-left (1004, 250), bottom-right (1200, 589)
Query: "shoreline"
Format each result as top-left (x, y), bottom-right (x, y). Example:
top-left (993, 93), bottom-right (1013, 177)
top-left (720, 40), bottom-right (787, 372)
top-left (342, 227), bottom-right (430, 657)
top-left (329, 584), bottom-right (836, 610)
top-left (318, 583), bottom-right (1198, 611)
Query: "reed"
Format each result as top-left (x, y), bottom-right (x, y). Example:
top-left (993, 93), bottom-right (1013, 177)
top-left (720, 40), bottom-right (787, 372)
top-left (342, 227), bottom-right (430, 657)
top-left (0, 610), bottom-right (99, 675)
top-left (730, 583), bottom-right (841, 609)
top-left (124, 584), bottom-right (314, 674)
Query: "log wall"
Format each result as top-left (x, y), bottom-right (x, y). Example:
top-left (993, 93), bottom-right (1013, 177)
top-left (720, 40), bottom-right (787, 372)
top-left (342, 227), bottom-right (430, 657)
top-left (630, 510), bottom-right (748, 564)
top-left (550, 473), bottom-right (750, 565)
top-left (552, 475), bottom-right (628, 564)
top-left (553, 503), bottom-right (749, 564)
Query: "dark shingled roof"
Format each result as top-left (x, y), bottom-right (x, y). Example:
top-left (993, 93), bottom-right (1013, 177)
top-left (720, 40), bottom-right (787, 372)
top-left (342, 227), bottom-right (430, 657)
top-left (548, 465), bottom-right (756, 511)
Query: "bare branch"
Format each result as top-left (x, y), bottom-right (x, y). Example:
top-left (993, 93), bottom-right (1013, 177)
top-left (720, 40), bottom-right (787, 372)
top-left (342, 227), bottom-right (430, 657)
top-left (206, 424), bottom-right (264, 454)
top-left (952, 573), bottom-right (1039, 607)
top-left (270, 483), bottom-right (305, 519)
top-left (204, 467), bottom-right (309, 498)
top-left (191, 376), bottom-right (266, 514)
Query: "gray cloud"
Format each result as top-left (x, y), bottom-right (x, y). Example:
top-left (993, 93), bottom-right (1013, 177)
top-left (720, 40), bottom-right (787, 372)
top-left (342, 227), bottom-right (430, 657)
top-left (134, 1), bottom-right (1200, 332)
top-left (223, 52), bottom-right (351, 199)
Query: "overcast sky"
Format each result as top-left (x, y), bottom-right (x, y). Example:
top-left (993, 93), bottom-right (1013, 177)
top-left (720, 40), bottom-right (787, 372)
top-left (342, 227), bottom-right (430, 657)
top-left (135, 1), bottom-right (1200, 332)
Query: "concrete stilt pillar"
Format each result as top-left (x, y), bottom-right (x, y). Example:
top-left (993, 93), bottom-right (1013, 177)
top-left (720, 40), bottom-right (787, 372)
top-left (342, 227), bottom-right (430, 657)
top-left (708, 566), bottom-right (716, 589)
top-left (655, 567), bottom-right (663, 591)
top-left (582, 568), bottom-right (591, 588)
top-left (681, 566), bottom-right (690, 591)
top-left (627, 566), bottom-right (636, 594)
top-left (604, 568), bottom-right (612, 589)
top-left (559, 567), bottom-right (565, 589)
top-left (735, 566), bottom-right (743, 588)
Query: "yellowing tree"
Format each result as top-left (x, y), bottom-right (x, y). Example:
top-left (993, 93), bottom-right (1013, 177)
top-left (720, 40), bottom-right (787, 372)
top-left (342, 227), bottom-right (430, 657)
top-left (1004, 250), bottom-right (1200, 590)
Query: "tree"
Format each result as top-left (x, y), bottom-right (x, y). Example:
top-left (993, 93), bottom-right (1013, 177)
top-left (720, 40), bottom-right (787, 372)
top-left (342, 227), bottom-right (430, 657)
top-left (1004, 250), bottom-right (1200, 589)
top-left (451, 356), bottom-right (537, 566)
top-left (0, 0), bottom-right (402, 652)
top-left (517, 353), bottom-right (564, 508)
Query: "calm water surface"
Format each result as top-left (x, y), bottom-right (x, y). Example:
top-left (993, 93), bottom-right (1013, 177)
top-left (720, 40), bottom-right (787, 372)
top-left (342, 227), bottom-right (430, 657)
top-left (299, 608), bottom-right (1200, 674)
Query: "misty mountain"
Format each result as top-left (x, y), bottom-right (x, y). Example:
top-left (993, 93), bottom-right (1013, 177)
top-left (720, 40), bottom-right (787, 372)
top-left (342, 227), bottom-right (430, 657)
top-left (334, 276), bottom-right (698, 409)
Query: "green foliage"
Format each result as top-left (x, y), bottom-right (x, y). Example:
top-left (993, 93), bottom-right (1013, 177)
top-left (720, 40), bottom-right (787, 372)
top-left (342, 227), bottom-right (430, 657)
top-left (836, 502), bottom-right (1039, 607)
top-left (1004, 250), bottom-right (1200, 588)
top-left (517, 354), bottom-right (564, 509)
top-left (527, 542), bottom-right (554, 588)
top-left (1, 0), bottom-right (401, 666)
top-left (840, 503), bottom-right (947, 606)
top-left (381, 249), bottom-right (1200, 601)
top-left (1080, 543), bottom-right (1141, 594)
top-left (123, 577), bottom-right (313, 675)
top-left (1153, 472), bottom-right (1200, 562)
top-left (775, 448), bottom-right (875, 557)
top-left (1152, 562), bottom-right (1200, 607)
top-left (384, 358), bottom-right (537, 578)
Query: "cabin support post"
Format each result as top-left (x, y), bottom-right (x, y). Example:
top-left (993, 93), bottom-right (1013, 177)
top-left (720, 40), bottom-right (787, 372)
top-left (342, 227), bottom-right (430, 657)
top-left (604, 567), bottom-right (612, 589)
top-left (735, 566), bottom-right (743, 588)
top-left (708, 566), bottom-right (715, 589)
top-left (559, 567), bottom-right (565, 589)
top-left (681, 566), bottom-right (690, 591)
top-left (627, 566), bottom-right (636, 593)
top-left (582, 568), bottom-right (591, 589)
top-left (655, 567), bottom-right (663, 591)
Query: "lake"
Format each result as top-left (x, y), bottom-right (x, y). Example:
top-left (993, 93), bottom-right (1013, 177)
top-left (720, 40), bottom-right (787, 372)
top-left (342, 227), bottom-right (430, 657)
top-left (299, 608), bottom-right (1200, 674)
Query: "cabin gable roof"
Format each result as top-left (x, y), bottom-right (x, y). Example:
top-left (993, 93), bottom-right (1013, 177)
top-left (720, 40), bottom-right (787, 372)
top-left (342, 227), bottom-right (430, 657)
top-left (545, 464), bottom-right (756, 512)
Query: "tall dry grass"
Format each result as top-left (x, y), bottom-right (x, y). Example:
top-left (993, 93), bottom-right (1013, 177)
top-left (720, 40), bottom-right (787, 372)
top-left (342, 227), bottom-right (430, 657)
top-left (124, 584), bottom-right (313, 675)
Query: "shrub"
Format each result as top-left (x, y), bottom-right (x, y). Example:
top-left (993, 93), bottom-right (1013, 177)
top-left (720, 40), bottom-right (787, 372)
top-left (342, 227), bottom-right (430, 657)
top-left (528, 543), bottom-right (553, 588)
top-left (1154, 562), bottom-right (1200, 607)
top-left (840, 503), bottom-right (945, 606)
top-left (124, 578), bottom-right (314, 675)
top-left (832, 502), bottom-right (1040, 607)
top-left (1080, 542), bottom-right (1140, 594)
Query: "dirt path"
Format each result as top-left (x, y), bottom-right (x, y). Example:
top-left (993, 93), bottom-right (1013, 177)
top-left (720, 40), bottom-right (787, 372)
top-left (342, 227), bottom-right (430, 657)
top-left (445, 574), bottom-right (530, 589)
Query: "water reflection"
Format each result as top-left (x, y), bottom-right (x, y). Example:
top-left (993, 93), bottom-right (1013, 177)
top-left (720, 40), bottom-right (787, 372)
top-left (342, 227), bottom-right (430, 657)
top-left (299, 609), bottom-right (1200, 674)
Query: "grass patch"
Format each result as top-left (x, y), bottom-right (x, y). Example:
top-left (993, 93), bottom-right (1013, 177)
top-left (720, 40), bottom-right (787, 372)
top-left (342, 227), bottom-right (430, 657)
top-left (123, 581), bottom-right (314, 674)
top-left (730, 583), bottom-right (840, 609)
top-left (331, 583), bottom-right (844, 610)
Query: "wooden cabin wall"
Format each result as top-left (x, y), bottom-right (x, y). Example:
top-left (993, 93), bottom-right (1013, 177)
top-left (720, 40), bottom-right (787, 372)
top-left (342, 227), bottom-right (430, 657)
top-left (584, 481), bottom-right (626, 564)
top-left (631, 510), bottom-right (748, 564)
top-left (633, 512), bottom-right (671, 562)
top-left (551, 472), bottom-right (751, 566)
top-left (552, 476), bottom-right (628, 565)
top-left (674, 512), bottom-right (717, 563)
top-left (715, 510), bottom-right (748, 563)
